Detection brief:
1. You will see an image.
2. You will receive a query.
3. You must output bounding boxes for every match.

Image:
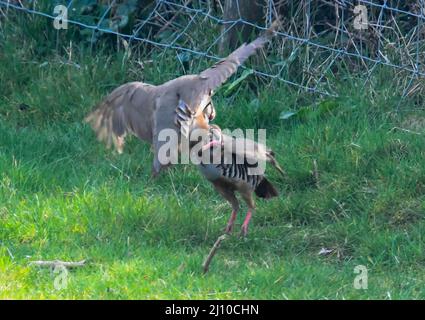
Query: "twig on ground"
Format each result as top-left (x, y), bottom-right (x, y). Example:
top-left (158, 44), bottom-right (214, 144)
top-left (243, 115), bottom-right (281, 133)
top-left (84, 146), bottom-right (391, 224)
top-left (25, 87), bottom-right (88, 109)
top-left (29, 260), bottom-right (86, 268)
top-left (202, 234), bottom-right (226, 274)
top-left (388, 126), bottom-right (422, 135)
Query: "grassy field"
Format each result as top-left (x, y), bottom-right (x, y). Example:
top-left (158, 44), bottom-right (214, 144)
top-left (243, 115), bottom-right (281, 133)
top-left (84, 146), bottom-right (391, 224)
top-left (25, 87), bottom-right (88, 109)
top-left (1, 18), bottom-right (425, 299)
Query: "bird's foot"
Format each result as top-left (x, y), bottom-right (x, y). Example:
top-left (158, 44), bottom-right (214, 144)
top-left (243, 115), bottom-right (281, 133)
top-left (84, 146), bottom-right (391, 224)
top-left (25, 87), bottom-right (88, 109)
top-left (224, 210), bottom-right (237, 234)
top-left (239, 224), bottom-right (249, 237)
top-left (239, 210), bottom-right (252, 237)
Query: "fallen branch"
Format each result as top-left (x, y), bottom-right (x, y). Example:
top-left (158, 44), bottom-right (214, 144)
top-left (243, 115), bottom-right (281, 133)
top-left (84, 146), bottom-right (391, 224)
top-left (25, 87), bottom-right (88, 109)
top-left (388, 126), bottom-right (422, 135)
top-left (202, 234), bottom-right (227, 274)
top-left (29, 260), bottom-right (86, 268)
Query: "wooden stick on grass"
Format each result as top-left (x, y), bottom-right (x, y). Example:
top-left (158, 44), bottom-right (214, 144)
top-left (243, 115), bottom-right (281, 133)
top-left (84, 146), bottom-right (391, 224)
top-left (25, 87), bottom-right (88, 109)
top-left (202, 234), bottom-right (227, 274)
top-left (29, 260), bottom-right (86, 268)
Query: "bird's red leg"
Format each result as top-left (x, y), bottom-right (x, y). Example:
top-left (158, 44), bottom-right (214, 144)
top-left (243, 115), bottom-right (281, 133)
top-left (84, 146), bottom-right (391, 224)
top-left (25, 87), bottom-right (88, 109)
top-left (212, 181), bottom-right (239, 234)
top-left (225, 210), bottom-right (237, 234)
top-left (241, 210), bottom-right (252, 236)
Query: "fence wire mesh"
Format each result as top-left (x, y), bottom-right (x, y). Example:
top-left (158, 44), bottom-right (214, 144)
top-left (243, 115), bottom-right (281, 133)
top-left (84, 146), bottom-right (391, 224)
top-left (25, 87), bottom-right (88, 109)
top-left (0, 0), bottom-right (424, 99)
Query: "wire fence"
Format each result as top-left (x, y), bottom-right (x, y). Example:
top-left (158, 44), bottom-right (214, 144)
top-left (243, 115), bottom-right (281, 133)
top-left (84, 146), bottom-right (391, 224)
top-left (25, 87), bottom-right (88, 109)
top-left (0, 0), bottom-right (424, 98)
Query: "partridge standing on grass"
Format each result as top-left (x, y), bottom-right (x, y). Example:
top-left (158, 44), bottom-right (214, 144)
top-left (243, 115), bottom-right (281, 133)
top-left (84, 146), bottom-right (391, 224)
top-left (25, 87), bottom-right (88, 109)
top-left (198, 125), bottom-right (285, 236)
top-left (85, 21), bottom-right (280, 176)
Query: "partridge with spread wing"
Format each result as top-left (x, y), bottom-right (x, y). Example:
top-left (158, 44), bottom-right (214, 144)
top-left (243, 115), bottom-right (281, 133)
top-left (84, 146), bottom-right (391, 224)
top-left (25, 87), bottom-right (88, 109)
top-left (85, 21), bottom-right (280, 176)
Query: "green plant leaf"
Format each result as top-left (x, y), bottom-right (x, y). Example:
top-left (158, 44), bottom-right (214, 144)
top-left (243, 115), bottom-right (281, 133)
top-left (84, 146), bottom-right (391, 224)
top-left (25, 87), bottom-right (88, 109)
top-left (177, 52), bottom-right (192, 63)
top-left (249, 98), bottom-right (260, 110)
top-left (317, 99), bottom-right (340, 115)
top-left (279, 111), bottom-right (297, 120)
top-left (223, 69), bottom-right (254, 96)
top-left (280, 106), bottom-right (315, 121)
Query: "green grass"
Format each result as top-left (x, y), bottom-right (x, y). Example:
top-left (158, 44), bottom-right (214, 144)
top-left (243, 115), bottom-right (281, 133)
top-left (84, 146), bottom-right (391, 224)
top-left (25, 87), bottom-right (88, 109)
top-left (1, 17), bottom-right (425, 300)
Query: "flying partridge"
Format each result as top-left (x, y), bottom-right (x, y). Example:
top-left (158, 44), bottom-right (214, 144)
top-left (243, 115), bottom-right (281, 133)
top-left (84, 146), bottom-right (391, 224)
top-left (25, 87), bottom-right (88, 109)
top-left (85, 21), bottom-right (280, 176)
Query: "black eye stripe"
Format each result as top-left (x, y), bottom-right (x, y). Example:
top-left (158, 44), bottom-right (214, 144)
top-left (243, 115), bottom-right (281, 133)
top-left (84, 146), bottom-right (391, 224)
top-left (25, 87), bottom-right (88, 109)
top-left (203, 103), bottom-right (212, 113)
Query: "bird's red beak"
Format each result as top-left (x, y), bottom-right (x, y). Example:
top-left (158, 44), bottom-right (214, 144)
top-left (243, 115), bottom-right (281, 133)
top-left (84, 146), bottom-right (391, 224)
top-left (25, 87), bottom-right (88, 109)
top-left (201, 140), bottom-right (221, 151)
top-left (202, 125), bottom-right (222, 151)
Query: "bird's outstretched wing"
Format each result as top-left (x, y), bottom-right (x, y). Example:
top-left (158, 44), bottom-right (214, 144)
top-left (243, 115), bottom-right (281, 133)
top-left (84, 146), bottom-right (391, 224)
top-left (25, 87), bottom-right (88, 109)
top-left (84, 82), bottom-right (156, 153)
top-left (199, 20), bottom-right (280, 92)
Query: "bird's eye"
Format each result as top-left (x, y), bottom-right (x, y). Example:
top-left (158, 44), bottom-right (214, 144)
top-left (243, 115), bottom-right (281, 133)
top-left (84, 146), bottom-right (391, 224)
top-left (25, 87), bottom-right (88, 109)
top-left (203, 104), bottom-right (211, 117)
top-left (203, 102), bottom-right (215, 121)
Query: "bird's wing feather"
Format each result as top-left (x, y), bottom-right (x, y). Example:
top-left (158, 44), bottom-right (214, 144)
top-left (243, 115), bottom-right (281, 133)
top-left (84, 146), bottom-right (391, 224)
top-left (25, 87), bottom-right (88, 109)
top-left (199, 20), bottom-right (280, 92)
top-left (85, 82), bottom-right (156, 153)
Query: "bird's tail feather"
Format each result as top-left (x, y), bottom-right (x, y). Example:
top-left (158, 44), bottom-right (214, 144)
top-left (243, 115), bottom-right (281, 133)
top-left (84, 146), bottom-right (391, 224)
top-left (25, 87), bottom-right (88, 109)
top-left (255, 178), bottom-right (279, 199)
